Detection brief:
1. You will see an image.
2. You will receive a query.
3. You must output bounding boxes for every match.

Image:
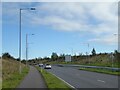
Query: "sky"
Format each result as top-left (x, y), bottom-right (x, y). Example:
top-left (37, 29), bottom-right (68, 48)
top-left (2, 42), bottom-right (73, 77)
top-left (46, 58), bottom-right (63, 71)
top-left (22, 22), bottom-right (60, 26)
top-left (2, 1), bottom-right (119, 59)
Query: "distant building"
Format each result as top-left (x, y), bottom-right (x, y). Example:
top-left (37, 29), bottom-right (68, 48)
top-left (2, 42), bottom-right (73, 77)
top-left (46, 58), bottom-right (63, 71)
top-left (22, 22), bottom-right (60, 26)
top-left (65, 55), bottom-right (71, 62)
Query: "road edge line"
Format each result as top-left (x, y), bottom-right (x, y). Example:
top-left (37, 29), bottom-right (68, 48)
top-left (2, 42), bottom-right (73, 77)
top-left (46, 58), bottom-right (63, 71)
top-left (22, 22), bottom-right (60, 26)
top-left (48, 72), bottom-right (76, 89)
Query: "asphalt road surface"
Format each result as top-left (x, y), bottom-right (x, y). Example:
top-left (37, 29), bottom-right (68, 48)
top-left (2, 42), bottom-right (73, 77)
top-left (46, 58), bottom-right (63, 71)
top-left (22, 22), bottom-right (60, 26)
top-left (46, 65), bottom-right (119, 88)
top-left (17, 66), bottom-right (47, 88)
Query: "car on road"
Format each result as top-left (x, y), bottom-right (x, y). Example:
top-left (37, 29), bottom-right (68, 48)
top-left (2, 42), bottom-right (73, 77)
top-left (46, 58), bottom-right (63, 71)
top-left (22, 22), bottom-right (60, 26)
top-left (44, 64), bottom-right (51, 69)
top-left (39, 63), bottom-right (44, 67)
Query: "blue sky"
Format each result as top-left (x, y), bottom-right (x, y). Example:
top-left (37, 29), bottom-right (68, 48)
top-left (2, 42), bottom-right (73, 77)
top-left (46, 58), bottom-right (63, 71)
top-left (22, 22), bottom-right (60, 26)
top-left (2, 2), bottom-right (118, 59)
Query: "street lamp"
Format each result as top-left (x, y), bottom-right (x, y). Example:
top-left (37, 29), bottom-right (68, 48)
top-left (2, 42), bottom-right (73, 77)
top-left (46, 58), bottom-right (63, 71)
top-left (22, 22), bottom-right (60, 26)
top-left (26, 34), bottom-right (34, 66)
top-left (19, 8), bottom-right (35, 74)
top-left (80, 43), bottom-right (90, 64)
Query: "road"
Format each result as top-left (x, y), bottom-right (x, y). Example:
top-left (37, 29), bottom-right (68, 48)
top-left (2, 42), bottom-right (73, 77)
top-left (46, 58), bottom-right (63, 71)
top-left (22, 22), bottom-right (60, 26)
top-left (17, 66), bottom-right (47, 88)
top-left (46, 65), bottom-right (119, 88)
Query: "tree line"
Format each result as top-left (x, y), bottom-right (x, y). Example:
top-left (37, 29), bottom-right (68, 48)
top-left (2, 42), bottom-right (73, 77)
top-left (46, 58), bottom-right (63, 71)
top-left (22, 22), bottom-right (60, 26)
top-left (2, 48), bottom-right (120, 63)
top-left (28, 48), bottom-right (120, 64)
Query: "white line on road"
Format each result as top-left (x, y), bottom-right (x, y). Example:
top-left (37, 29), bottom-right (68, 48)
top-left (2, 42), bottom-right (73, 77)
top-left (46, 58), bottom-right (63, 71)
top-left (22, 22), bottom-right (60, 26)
top-left (48, 72), bottom-right (76, 89)
top-left (97, 79), bottom-right (106, 83)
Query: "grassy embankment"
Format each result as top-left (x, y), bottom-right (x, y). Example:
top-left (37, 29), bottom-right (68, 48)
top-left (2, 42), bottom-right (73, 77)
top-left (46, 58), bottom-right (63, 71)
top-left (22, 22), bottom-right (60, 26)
top-left (79, 68), bottom-right (120, 76)
top-left (44, 54), bottom-right (120, 68)
top-left (36, 66), bottom-right (72, 90)
top-left (77, 55), bottom-right (120, 75)
top-left (2, 58), bottom-right (29, 89)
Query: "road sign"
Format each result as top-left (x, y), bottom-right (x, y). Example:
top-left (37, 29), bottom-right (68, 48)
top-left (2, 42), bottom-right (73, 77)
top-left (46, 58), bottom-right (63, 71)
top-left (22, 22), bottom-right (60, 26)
top-left (65, 55), bottom-right (71, 62)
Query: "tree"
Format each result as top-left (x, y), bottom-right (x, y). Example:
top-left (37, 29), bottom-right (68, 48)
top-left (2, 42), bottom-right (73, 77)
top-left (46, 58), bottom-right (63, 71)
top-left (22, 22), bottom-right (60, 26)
top-left (21, 60), bottom-right (26, 64)
top-left (51, 52), bottom-right (58, 61)
top-left (2, 52), bottom-right (14, 59)
top-left (58, 54), bottom-right (65, 61)
top-left (43, 56), bottom-right (50, 60)
top-left (114, 50), bottom-right (120, 62)
top-left (91, 48), bottom-right (96, 56)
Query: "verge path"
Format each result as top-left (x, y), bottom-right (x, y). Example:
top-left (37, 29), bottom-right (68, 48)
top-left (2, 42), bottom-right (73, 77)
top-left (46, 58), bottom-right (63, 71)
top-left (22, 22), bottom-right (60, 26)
top-left (17, 66), bottom-right (47, 88)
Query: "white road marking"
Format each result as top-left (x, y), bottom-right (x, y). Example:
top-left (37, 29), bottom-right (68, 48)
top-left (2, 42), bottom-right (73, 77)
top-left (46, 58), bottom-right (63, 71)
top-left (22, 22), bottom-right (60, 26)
top-left (48, 72), bottom-right (76, 89)
top-left (97, 79), bottom-right (106, 83)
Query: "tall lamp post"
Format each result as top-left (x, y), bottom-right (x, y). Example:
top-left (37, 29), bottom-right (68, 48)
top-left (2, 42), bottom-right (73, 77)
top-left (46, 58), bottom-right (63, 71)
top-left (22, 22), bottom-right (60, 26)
top-left (26, 34), bottom-right (34, 66)
top-left (80, 43), bottom-right (90, 64)
top-left (86, 43), bottom-right (90, 64)
top-left (19, 8), bottom-right (35, 74)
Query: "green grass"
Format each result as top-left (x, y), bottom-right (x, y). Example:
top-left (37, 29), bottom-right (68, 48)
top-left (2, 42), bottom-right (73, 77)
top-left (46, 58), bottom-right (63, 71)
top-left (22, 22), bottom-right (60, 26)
top-left (36, 66), bottom-right (72, 90)
top-left (80, 62), bottom-right (120, 68)
top-left (45, 54), bottom-right (120, 68)
top-left (2, 66), bottom-right (29, 89)
top-left (79, 68), bottom-right (120, 75)
top-left (47, 61), bottom-right (120, 68)
top-left (2, 58), bottom-right (30, 89)
top-left (0, 81), bottom-right (1, 90)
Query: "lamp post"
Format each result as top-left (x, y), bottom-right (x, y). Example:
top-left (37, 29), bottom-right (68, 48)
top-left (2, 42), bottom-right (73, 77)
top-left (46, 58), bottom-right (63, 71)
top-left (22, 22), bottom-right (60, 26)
top-left (26, 34), bottom-right (34, 66)
top-left (19, 8), bottom-right (35, 74)
top-left (80, 43), bottom-right (90, 64)
top-left (86, 43), bottom-right (90, 64)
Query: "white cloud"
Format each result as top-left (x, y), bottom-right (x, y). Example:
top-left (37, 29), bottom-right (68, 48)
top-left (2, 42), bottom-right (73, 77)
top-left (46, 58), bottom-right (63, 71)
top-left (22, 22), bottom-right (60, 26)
top-left (31, 2), bottom-right (118, 33)
top-left (2, 2), bottom-right (118, 45)
top-left (88, 34), bottom-right (118, 45)
top-left (28, 2), bottom-right (119, 45)
top-left (88, 2), bottom-right (117, 22)
top-left (1, 0), bottom-right (119, 2)
top-left (31, 15), bottom-right (87, 32)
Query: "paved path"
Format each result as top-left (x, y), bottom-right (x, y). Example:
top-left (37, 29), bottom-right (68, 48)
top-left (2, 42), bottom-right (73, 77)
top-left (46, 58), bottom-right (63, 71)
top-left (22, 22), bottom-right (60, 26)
top-left (17, 66), bottom-right (47, 88)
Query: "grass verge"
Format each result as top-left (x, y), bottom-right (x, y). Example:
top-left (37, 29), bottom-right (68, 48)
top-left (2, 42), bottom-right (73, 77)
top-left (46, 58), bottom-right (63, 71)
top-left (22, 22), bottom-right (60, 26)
top-left (79, 68), bottom-right (120, 76)
top-left (36, 66), bottom-right (72, 90)
top-left (46, 61), bottom-right (120, 68)
top-left (2, 66), bottom-right (29, 89)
